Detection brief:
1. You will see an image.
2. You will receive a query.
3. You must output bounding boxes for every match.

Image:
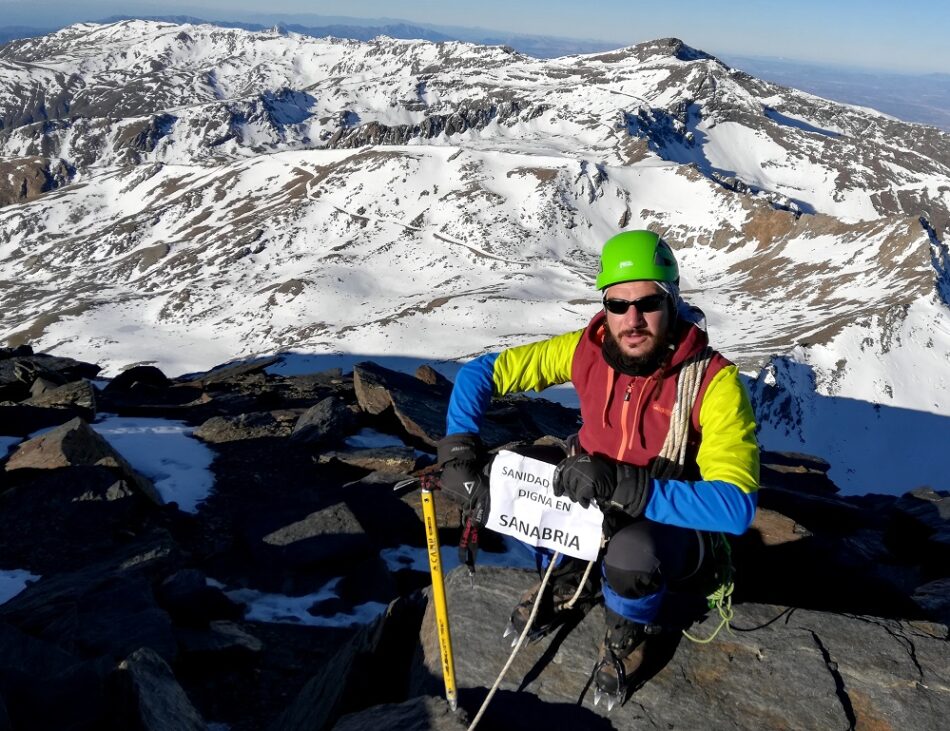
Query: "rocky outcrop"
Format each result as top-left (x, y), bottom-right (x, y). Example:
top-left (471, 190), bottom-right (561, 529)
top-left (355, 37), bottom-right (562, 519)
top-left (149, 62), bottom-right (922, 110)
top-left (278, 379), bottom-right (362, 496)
top-left (414, 567), bottom-right (949, 730)
top-left (110, 647), bottom-right (207, 731)
top-left (5, 417), bottom-right (161, 505)
top-left (1, 345), bottom-right (947, 730)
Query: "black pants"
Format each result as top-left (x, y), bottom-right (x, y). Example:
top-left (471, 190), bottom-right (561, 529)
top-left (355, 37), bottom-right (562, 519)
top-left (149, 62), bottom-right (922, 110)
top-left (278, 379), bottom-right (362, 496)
top-left (602, 517), bottom-right (704, 599)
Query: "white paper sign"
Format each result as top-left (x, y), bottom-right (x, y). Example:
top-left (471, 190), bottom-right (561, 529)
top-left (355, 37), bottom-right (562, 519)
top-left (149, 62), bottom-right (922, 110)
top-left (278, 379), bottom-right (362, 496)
top-left (486, 450), bottom-right (604, 561)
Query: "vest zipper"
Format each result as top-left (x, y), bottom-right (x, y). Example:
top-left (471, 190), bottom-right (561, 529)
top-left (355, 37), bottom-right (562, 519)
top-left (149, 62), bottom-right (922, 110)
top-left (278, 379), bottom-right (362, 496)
top-left (616, 382), bottom-right (634, 461)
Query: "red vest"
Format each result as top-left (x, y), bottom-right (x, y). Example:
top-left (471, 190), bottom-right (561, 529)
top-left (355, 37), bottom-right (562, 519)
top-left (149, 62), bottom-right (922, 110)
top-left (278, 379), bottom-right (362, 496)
top-left (571, 312), bottom-right (731, 479)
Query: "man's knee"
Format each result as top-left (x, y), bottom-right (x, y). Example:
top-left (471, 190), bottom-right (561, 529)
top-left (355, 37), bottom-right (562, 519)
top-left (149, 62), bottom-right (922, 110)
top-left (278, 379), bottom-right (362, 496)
top-left (603, 520), bottom-right (696, 598)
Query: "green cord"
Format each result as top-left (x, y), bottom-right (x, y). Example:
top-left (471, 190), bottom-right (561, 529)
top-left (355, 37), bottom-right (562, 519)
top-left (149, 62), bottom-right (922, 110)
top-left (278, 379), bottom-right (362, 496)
top-left (682, 534), bottom-right (736, 645)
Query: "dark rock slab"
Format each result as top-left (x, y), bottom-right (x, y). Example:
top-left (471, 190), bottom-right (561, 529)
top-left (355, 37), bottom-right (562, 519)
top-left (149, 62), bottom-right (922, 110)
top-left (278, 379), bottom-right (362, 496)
top-left (319, 446), bottom-right (419, 473)
top-left (259, 502), bottom-right (374, 568)
top-left (0, 403), bottom-right (88, 437)
top-left (0, 621), bottom-right (108, 731)
top-left (157, 569), bottom-right (243, 627)
top-left (0, 345), bottom-right (32, 359)
top-left (195, 409), bottom-right (301, 443)
top-left (29, 376), bottom-right (60, 397)
top-left (0, 465), bottom-right (156, 573)
top-left (352, 361), bottom-right (524, 448)
top-left (189, 356), bottom-right (281, 387)
top-left (912, 579), bottom-right (950, 625)
top-left (23, 379), bottom-right (97, 415)
top-left (510, 395), bottom-right (582, 441)
top-left (760, 449), bottom-right (840, 494)
top-left (0, 532), bottom-right (181, 662)
top-left (0, 693), bottom-right (9, 731)
top-left (4, 417), bottom-right (162, 505)
top-left (353, 361), bottom-right (448, 446)
top-left (414, 364), bottom-right (454, 393)
top-left (413, 567), bottom-right (950, 730)
top-left (104, 365), bottom-right (170, 395)
top-left (749, 506), bottom-right (812, 545)
top-left (290, 397), bottom-right (358, 447)
top-left (888, 488), bottom-right (950, 568)
top-left (268, 609), bottom-right (388, 731)
top-left (0, 354), bottom-right (100, 391)
top-left (756, 483), bottom-right (867, 533)
top-left (330, 696), bottom-right (467, 731)
top-left (176, 620), bottom-right (264, 661)
top-left (110, 647), bottom-right (206, 731)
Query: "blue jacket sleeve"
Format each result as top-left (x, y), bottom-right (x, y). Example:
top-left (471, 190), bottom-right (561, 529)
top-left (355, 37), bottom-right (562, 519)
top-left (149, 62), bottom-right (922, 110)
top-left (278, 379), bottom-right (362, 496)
top-left (445, 353), bottom-right (499, 435)
top-left (645, 479), bottom-right (758, 535)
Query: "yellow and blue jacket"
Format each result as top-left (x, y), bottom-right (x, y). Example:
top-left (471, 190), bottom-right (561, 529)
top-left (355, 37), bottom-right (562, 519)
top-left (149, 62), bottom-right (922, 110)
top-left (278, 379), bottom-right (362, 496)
top-left (445, 312), bottom-right (760, 535)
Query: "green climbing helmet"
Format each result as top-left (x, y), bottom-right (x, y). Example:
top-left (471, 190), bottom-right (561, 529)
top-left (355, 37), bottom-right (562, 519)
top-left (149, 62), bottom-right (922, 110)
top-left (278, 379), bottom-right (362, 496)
top-left (595, 230), bottom-right (679, 290)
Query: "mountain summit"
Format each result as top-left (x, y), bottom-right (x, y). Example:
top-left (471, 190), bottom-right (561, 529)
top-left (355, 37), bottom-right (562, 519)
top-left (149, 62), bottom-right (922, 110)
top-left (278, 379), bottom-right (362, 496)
top-left (0, 20), bottom-right (948, 493)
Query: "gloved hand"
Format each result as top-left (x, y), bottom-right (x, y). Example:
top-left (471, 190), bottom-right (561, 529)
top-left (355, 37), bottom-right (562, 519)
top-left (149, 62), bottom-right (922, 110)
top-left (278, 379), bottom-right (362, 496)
top-left (553, 454), bottom-right (652, 516)
top-left (436, 432), bottom-right (489, 521)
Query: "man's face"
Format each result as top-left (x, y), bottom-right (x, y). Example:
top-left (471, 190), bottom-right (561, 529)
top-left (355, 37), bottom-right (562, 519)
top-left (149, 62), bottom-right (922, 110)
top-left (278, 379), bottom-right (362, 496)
top-left (602, 280), bottom-right (672, 363)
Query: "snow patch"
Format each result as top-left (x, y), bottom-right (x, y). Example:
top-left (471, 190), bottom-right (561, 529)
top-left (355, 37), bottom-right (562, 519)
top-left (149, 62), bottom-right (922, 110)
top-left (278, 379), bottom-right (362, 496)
top-left (0, 569), bottom-right (41, 606)
top-left (90, 416), bottom-right (215, 513)
top-left (223, 578), bottom-right (387, 628)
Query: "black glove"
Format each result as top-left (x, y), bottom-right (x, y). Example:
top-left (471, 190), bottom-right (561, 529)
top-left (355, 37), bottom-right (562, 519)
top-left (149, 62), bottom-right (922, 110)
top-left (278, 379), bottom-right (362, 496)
top-left (553, 454), bottom-right (652, 516)
top-left (436, 433), bottom-right (489, 519)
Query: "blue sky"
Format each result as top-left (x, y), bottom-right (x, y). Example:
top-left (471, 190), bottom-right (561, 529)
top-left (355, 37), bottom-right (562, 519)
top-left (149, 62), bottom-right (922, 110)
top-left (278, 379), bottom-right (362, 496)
top-left (1, 0), bottom-right (947, 74)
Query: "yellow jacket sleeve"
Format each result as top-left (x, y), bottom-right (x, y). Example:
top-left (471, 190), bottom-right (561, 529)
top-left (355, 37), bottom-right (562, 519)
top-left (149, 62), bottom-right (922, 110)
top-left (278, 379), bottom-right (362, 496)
top-left (696, 365), bottom-right (760, 494)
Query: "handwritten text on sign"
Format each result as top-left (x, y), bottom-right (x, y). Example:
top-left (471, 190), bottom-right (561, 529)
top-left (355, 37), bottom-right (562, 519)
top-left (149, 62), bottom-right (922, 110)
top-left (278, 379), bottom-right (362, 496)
top-left (486, 450), bottom-right (604, 561)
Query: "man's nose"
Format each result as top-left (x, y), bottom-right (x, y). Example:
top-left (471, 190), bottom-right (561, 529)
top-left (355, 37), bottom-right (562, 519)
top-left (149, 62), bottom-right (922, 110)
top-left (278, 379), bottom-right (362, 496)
top-left (622, 305), bottom-right (646, 327)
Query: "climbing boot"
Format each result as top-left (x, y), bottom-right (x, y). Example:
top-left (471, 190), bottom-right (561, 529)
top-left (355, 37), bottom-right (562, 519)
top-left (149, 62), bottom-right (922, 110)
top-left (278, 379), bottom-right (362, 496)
top-left (502, 561), bottom-right (597, 646)
top-left (592, 609), bottom-right (653, 711)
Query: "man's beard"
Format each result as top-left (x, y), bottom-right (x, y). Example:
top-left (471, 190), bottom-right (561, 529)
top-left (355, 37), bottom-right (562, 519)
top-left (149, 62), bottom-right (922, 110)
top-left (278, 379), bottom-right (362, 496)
top-left (602, 323), bottom-right (671, 376)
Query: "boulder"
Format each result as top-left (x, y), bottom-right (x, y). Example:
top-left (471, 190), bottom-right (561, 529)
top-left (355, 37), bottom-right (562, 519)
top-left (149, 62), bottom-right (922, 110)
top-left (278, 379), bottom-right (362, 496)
top-left (175, 620), bottom-right (264, 661)
top-left (330, 696), bottom-right (467, 731)
top-left (0, 465), bottom-right (156, 574)
top-left (260, 502), bottom-right (373, 567)
top-left (190, 356), bottom-right (281, 387)
top-left (353, 361), bottom-right (526, 448)
top-left (319, 446), bottom-right (419, 473)
top-left (414, 364), bottom-right (453, 392)
top-left (888, 488), bottom-right (950, 569)
top-left (759, 450), bottom-right (840, 495)
top-left (353, 362), bottom-right (449, 447)
top-left (4, 417), bottom-right (162, 505)
top-left (0, 532), bottom-right (181, 662)
top-left (290, 397), bottom-right (358, 446)
top-left (104, 365), bottom-right (170, 395)
top-left (0, 346), bottom-right (33, 360)
top-left (23, 379), bottom-right (97, 416)
top-left (110, 647), bottom-right (206, 731)
top-left (195, 410), bottom-right (301, 443)
top-left (0, 621), bottom-right (109, 731)
top-left (157, 569), bottom-right (243, 627)
top-left (912, 578), bottom-right (950, 625)
top-left (268, 609), bottom-right (389, 731)
top-left (0, 403), bottom-right (89, 437)
top-left (29, 376), bottom-right (60, 397)
top-left (748, 506), bottom-right (811, 545)
top-left (413, 567), bottom-right (950, 730)
top-left (0, 354), bottom-right (100, 393)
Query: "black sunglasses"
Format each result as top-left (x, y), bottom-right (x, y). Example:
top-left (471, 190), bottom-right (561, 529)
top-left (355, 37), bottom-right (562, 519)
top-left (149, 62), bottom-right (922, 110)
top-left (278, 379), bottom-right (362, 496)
top-left (602, 293), bottom-right (669, 316)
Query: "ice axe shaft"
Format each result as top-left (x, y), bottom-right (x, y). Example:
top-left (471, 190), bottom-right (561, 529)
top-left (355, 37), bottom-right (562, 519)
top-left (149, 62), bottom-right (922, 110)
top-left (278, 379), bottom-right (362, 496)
top-left (421, 485), bottom-right (459, 712)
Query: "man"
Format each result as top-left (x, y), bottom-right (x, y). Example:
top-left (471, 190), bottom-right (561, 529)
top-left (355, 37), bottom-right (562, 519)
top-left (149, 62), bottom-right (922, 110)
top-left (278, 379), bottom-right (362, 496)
top-left (436, 230), bottom-right (759, 706)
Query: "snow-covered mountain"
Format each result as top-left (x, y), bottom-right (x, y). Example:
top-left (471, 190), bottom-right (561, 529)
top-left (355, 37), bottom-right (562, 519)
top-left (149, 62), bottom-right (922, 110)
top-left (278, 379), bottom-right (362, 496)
top-left (1, 20), bottom-right (948, 494)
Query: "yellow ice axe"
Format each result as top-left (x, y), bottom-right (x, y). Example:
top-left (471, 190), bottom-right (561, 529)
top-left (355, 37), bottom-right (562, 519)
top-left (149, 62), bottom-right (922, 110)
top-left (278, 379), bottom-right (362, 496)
top-left (421, 480), bottom-right (458, 712)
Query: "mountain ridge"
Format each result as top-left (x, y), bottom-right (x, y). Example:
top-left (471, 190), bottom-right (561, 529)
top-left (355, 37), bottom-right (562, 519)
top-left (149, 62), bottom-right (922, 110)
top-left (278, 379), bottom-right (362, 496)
top-left (0, 20), bottom-right (948, 494)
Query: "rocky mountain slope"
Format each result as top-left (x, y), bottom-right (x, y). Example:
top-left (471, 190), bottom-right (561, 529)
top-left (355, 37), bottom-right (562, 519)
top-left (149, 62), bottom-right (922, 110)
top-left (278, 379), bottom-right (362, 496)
top-left (0, 21), bottom-right (949, 493)
top-left (1, 346), bottom-right (948, 730)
